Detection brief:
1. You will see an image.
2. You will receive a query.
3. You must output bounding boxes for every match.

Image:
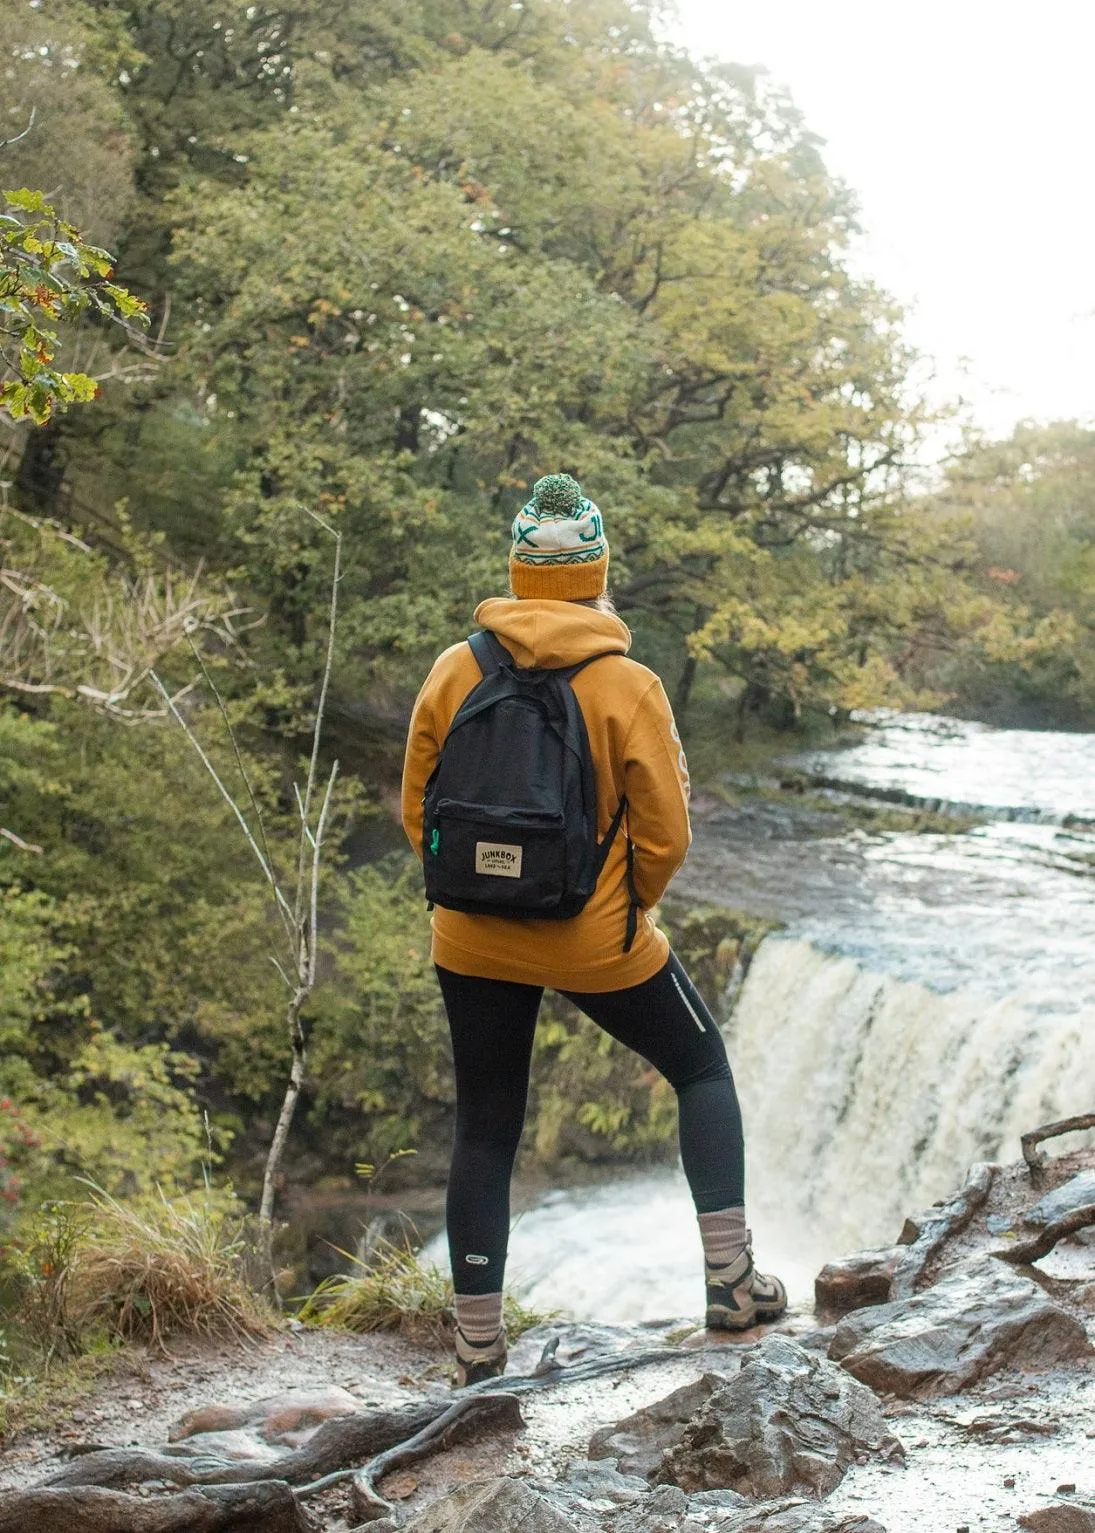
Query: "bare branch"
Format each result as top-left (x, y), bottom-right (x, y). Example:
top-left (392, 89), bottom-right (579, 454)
top-left (1021, 1113), bottom-right (1095, 1185)
top-left (185, 632), bottom-right (292, 945)
top-left (149, 672), bottom-right (291, 927)
top-left (2, 510), bottom-right (222, 718)
top-left (0, 106), bottom-right (37, 150)
top-left (1, 826), bottom-right (43, 854)
top-left (294, 516), bottom-right (341, 924)
top-left (268, 955), bottom-right (294, 992)
top-left (307, 760), bottom-right (339, 989)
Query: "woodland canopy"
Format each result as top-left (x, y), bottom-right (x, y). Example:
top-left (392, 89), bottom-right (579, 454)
top-left (1, 0), bottom-right (1091, 1280)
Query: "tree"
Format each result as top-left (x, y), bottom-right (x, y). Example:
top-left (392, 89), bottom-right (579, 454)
top-left (920, 421), bottom-right (1095, 726)
top-left (154, 513), bottom-right (342, 1294)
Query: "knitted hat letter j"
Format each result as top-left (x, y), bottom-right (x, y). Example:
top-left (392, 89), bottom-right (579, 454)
top-left (509, 473), bottom-right (610, 600)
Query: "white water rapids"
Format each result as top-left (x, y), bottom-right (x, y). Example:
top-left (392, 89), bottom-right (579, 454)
top-left (425, 712), bottom-right (1095, 1320)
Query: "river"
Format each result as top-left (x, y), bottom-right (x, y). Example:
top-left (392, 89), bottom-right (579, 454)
top-left (426, 711), bottom-right (1095, 1320)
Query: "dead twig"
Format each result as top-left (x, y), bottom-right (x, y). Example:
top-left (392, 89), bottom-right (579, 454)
top-left (993, 1204), bottom-right (1095, 1265)
top-left (2, 503), bottom-right (222, 718)
top-left (255, 520), bottom-right (341, 1296)
top-left (1021, 1114), bottom-right (1095, 1187)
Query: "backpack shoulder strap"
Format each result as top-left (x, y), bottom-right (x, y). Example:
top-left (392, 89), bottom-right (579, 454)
top-left (559, 649), bottom-right (621, 682)
top-left (468, 629), bottom-right (512, 676)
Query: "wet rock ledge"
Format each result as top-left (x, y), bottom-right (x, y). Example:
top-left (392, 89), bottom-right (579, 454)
top-left (0, 1128), bottom-right (1093, 1532)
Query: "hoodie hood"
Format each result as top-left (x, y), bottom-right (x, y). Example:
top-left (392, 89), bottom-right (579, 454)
top-left (474, 597), bottom-right (630, 669)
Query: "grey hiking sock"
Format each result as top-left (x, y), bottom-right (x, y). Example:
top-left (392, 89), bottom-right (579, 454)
top-left (454, 1291), bottom-right (504, 1346)
top-left (698, 1206), bottom-right (748, 1270)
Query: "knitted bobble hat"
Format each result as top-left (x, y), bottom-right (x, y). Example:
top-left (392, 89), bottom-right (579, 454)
top-left (509, 473), bottom-right (609, 600)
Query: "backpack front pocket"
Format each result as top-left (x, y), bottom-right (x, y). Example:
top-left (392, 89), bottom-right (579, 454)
top-left (425, 799), bottom-right (566, 912)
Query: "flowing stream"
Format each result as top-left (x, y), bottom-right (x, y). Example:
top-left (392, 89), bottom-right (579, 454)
top-left (426, 712), bottom-right (1095, 1320)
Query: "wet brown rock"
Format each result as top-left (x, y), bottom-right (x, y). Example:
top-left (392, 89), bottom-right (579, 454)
top-left (653, 1336), bottom-right (900, 1500)
top-left (168, 1404), bottom-right (250, 1441)
top-left (814, 1250), bottom-right (901, 1315)
top-left (814, 1164), bottom-right (997, 1318)
top-left (829, 1258), bottom-right (1093, 1398)
top-left (168, 1386), bottom-right (359, 1449)
top-left (891, 1163), bottom-right (996, 1296)
top-left (588, 1372), bottom-right (732, 1479)
top-left (261, 1388), bottom-right (360, 1443)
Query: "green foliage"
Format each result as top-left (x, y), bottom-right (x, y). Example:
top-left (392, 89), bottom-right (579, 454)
top-left (297, 1236), bottom-right (549, 1342)
top-left (0, 697), bottom-right (293, 1214)
top-left (0, 5), bottom-right (138, 246)
top-left (0, 187), bottom-right (146, 424)
top-left (310, 857), bottom-right (452, 1167)
top-left (0, 0), bottom-right (1072, 1321)
top-left (924, 422), bottom-right (1095, 726)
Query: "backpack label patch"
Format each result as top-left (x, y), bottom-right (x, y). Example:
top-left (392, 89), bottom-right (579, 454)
top-left (475, 841), bottom-right (523, 878)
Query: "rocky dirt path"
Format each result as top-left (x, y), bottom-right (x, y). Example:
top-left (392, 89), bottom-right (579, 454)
top-left (1, 1143), bottom-right (1093, 1532)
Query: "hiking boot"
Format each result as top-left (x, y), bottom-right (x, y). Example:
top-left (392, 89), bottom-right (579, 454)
top-left (454, 1325), bottom-right (507, 1388)
top-left (705, 1243), bottom-right (787, 1331)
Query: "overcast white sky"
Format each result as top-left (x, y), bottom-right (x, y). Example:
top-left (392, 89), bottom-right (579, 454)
top-left (670, 0), bottom-right (1095, 448)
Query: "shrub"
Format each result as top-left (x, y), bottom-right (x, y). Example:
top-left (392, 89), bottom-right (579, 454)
top-left (297, 1237), bottom-right (549, 1344)
top-left (16, 1184), bottom-right (272, 1354)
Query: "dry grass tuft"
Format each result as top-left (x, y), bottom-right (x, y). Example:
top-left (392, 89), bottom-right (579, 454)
top-left (22, 1185), bottom-right (273, 1353)
top-left (297, 1237), bottom-right (550, 1344)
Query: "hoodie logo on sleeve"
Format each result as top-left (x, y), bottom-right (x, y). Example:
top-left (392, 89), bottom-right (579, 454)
top-left (669, 717), bottom-right (691, 794)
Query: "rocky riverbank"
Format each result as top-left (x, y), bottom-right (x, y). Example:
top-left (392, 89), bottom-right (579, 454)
top-left (1, 1138), bottom-right (1092, 1533)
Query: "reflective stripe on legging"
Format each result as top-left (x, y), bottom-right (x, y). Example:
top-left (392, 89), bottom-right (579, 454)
top-left (435, 951), bottom-right (745, 1295)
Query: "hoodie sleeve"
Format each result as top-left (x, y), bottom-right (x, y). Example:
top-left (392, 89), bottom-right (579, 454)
top-left (401, 670), bottom-right (442, 862)
top-left (622, 678), bottom-right (692, 908)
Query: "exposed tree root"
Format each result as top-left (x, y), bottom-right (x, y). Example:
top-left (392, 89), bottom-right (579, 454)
top-left (44, 1401), bottom-right (449, 1492)
top-left (26, 1341), bottom-right (684, 1530)
top-left (348, 1392), bottom-right (524, 1522)
top-left (1021, 1114), bottom-right (1095, 1186)
top-left (0, 1481), bottom-right (313, 1533)
top-left (994, 1204), bottom-right (1095, 1265)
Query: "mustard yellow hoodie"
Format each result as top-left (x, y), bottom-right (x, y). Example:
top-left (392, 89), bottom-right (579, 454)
top-left (401, 598), bottom-right (692, 991)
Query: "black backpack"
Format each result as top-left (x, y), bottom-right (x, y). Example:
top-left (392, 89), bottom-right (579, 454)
top-left (422, 630), bottom-right (639, 950)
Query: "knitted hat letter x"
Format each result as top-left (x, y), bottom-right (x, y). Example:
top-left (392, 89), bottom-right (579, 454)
top-left (509, 473), bottom-right (609, 600)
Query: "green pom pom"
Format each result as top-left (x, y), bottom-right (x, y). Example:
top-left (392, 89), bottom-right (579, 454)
top-left (532, 473), bottom-right (582, 518)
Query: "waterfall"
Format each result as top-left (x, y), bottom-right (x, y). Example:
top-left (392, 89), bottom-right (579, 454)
top-left (731, 934), bottom-right (1095, 1264)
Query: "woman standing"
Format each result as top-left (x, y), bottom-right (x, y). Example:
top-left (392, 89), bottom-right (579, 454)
top-left (402, 474), bottom-right (785, 1385)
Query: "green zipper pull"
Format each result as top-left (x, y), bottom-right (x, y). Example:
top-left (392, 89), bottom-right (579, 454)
top-left (429, 827), bottom-right (440, 855)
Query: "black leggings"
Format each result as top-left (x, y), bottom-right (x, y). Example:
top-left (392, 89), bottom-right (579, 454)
top-left (436, 953), bottom-right (745, 1295)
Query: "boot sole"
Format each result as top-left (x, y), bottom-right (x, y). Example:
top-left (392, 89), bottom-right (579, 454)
top-left (705, 1301), bottom-right (787, 1331)
top-left (455, 1356), bottom-right (507, 1388)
